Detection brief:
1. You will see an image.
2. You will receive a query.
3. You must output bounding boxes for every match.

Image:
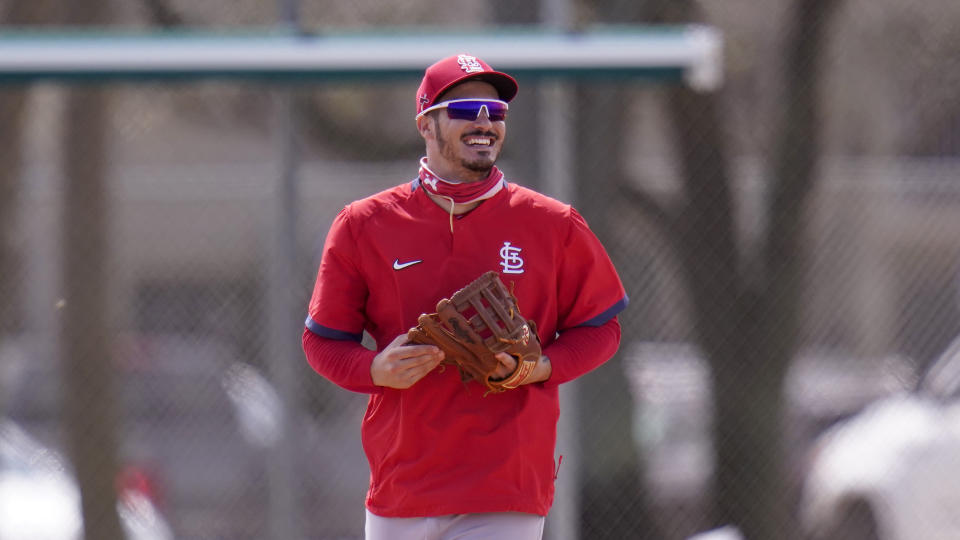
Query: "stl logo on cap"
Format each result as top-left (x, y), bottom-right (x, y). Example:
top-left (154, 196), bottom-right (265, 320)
top-left (457, 55), bottom-right (485, 74)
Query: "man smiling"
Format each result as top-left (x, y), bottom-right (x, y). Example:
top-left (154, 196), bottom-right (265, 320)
top-left (303, 53), bottom-right (628, 540)
top-left (420, 81), bottom-right (504, 177)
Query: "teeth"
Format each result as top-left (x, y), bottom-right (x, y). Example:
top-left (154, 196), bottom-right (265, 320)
top-left (465, 138), bottom-right (491, 146)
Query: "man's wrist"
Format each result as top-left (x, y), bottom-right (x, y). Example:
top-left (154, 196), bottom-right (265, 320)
top-left (531, 355), bottom-right (552, 384)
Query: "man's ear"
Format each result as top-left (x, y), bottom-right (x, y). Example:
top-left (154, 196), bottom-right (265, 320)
top-left (417, 114), bottom-right (437, 139)
top-left (417, 115), bottom-right (434, 139)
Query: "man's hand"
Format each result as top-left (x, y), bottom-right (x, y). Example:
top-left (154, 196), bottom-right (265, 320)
top-left (490, 353), bottom-right (552, 385)
top-left (371, 334), bottom-right (445, 389)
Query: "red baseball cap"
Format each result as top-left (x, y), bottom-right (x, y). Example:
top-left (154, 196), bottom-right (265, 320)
top-left (415, 54), bottom-right (519, 116)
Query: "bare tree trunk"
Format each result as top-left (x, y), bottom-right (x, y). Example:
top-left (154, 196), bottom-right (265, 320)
top-left (60, 0), bottom-right (123, 538)
top-left (657, 1), bottom-right (843, 538)
top-left (571, 2), bottom-right (666, 537)
top-left (665, 76), bottom-right (768, 538)
top-left (574, 83), bottom-right (664, 540)
top-left (570, 6), bottom-right (723, 540)
top-left (0, 0), bottom-right (58, 333)
top-left (0, 89), bottom-right (26, 334)
top-left (62, 85), bottom-right (124, 540)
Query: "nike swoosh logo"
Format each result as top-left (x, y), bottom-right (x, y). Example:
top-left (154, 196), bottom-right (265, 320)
top-left (393, 259), bottom-right (423, 270)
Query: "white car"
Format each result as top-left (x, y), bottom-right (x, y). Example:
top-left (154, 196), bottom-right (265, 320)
top-left (800, 335), bottom-right (960, 540)
top-left (0, 419), bottom-right (174, 540)
top-left (626, 342), bottom-right (915, 505)
top-left (625, 342), bottom-right (916, 539)
top-left (2, 334), bottom-right (284, 538)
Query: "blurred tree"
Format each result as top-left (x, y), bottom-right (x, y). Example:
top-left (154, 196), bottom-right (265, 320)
top-left (0, 0), bottom-right (57, 333)
top-left (570, 3), bottom-right (668, 540)
top-left (574, 78), bottom-right (664, 539)
top-left (613, 1), bottom-right (844, 539)
top-left (140, 0), bottom-right (184, 27)
top-left (0, 90), bottom-right (19, 333)
top-left (59, 0), bottom-right (125, 538)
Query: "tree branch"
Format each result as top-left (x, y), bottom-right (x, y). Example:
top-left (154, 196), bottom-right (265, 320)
top-left (765, 0), bottom-right (845, 277)
top-left (139, 0), bottom-right (185, 27)
top-left (617, 181), bottom-right (677, 237)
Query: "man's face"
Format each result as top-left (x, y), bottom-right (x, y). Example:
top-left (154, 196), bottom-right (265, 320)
top-left (419, 80), bottom-right (506, 180)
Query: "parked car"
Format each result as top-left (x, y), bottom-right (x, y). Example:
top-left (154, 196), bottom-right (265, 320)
top-left (799, 334), bottom-right (960, 540)
top-left (1, 333), bottom-right (283, 539)
top-left (687, 525), bottom-right (744, 540)
top-left (0, 418), bottom-right (174, 540)
top-left (624, 341), bottom-right (916, 538)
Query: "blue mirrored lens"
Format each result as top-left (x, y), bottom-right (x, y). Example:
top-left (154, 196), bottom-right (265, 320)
top-left (445, 100), bottom-right (508, 122)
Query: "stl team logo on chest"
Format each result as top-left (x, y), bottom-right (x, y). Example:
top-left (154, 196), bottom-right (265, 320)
top-left (500, 242), bottom-right (524, 274)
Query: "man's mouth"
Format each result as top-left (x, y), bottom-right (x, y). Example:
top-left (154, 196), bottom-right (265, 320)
top-left (463, 134), bottom-right (495, 147)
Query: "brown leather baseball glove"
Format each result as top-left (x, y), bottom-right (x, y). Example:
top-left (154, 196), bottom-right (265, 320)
top-left (407, 271), bottom-right (542, 393)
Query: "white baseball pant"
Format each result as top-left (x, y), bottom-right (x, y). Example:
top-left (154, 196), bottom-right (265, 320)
top-left (365, 510), bottom-right (545, 540)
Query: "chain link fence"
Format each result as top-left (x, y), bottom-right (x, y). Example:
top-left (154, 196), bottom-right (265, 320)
top-left (2, 0), bottom-right (960, 539)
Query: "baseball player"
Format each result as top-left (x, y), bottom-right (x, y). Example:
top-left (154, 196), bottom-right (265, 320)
top-left (303, 53), bottom-right (628, 540)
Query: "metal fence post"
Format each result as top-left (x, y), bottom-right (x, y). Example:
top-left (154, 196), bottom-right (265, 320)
top-left (266, 3), bottom-right (303, 537)
top-left (541, 2), bottom-right (578, 539)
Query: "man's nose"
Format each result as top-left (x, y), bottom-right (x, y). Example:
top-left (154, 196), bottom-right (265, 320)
top-left (474, 106), bottom-right (494, 125)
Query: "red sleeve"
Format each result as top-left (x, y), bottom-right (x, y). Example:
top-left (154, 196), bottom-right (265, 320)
top-left (305, 207), bottom-right (369, 340)
top-left (555, 208), bottom-right (628, 330)
top-left (541, 316), bottom-right (621, 388)
top-left (302, 328), bottom-right (382, 394)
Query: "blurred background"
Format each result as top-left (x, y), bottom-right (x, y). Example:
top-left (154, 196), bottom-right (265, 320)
top-left (1, 0), bottom-right (960, 539)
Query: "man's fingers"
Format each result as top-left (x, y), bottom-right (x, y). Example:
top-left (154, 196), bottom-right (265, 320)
top-left (386, 333), bottom-right (410, 348)
top-left (406, 360), bottom-right (442, 382)
top-left (388, 355), bottom-right (443, 388)
top-left (398, 343), bottom-right (444, 361)
top-left (389, 333), bottom-right (443, 360)
top-left (371, 334), bottom-right (446, 389)
top-left (491, 352), bottom-right (517, 380)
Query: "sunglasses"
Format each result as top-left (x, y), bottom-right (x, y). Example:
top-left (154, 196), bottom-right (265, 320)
top-left (417, 99), bottom-right (509, 122)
